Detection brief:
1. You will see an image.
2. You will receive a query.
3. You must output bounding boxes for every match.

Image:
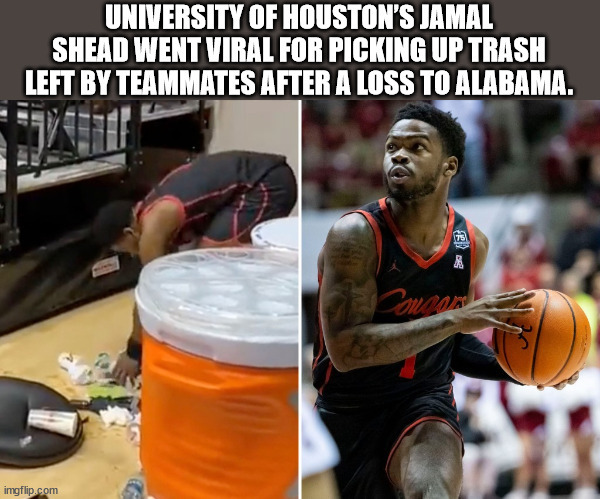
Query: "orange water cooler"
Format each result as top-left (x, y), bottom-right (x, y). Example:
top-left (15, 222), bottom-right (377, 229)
top-left (136, 248), bottom-right (299, 499)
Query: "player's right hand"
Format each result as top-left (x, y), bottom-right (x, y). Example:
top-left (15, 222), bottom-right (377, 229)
top-left (456, 288), bottom-right (536, 335)
top-left (112, 352), bottom-right (140, 386)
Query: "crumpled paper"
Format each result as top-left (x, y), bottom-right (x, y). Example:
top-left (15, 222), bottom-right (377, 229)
top-left (58, 352), bottom-right (120, 386)
top-left (93, 352), bottom-right (116, 383)
top-left (99, 406), bottom-right (133, 428)
top-left (127, 412), bottom-right (141, 445)
top-left (58, 353), bottom-right (94, 385)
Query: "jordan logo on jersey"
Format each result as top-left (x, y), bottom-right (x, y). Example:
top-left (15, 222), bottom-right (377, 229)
top-left (454, 255), bottom-right (464, 269)
top-left (453, 230), bottom-right (470, 250)
top-left (389, 261), bottom-right (401, 273)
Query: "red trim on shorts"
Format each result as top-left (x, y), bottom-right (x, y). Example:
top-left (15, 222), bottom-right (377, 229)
top-left (223, 183), bottom-right (270, 243)
top-left (379, 198), bottom-right (455, 269)
top-left (466, 219), bottom-right (477, 284)
top-left (201, 183), bottom-right (270, 244)
top-left (353, 209), bottom-right (383, 276)
top-left (183, 183), bottom-right (243, 210)
top-left (231, 194), bottom-right (246, 238)
top-left (385, 416), bottom-right (463, 485)
top-left (181, 212), bottom-right (209, 227)
top-left (237, 183), bottom-right (269, 240)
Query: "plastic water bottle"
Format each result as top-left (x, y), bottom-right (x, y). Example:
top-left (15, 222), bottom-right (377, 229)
top-left (120, 473), bottom-right (145, 499)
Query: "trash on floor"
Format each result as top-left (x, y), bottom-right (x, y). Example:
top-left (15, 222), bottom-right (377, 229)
top-left (99, 406), bottom-right (132, 428)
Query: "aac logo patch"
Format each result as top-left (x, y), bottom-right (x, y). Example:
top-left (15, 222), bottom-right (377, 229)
top-left (454, 255), bottom-right (464, 269)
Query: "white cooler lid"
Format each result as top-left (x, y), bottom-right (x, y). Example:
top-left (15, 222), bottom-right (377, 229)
top-left (136, 248), bottom-right (298, 368)
top-left (251, 216), bottom-right (299, 251)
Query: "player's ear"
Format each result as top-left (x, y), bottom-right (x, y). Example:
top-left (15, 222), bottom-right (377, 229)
top-left (444, 156), bottom-right (459, 178)
top-left (123, 227), bottom-right (139, 240)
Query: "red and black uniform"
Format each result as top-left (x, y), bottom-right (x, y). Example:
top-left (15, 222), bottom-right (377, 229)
top-left (135, 151), bottom-right (297, 247)
top-left (313, 197), bottom-right (514, 498)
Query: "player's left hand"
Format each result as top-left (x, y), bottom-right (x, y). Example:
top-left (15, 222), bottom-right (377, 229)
top-left (537, 370), bottom-right (580, 391)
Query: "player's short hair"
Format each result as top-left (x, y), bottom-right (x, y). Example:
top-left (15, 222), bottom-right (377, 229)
top-left (90, 200), bottom-right (135, 247)
top-left (392, 102), bottom-right (467, 174)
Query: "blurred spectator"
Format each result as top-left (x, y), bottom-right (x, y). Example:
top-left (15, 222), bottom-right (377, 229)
top-left (521, 101), bottom-right (564, 146)
top-left (587, 154), bottom-right (600, 209)
top-left (559, 270), bottom-right (598, 369)
top-left (302, 121), bottom-right (325, 176)
top-left (566, 101), bottom-right (600, 192)
top-left (486, 101), bottom-right (528, 174)
top-left (590, 271), bottom-right (600, 305)
top-left (542, 135), bottom-right (576, 191)
top-left (350, 101), bottom-right (388, 139)
top-left (302, 120), bottom-right (327, 210)
top-left (538, 263), bottom-right (560, 291)
top-left (501, 383), bottom-right (550, 499)
top-left (502, 208), bottom-right (549, 265)
top-left (558, 270), bottom-right (599, 499)
top-left (434, 100), bottom-right (488, 198)
top-left (460, 385), bottom-right (499, 499)
top-left (542, 101), bottom-right (600, 195)
top-left (555, 199), bottom-right (600, 271)
top-left (500, 208), bottom-right (548, 292)
top-left (572, 249), bottom-right (599, 292)
top-left (501, 247), bottom-right (542, 293)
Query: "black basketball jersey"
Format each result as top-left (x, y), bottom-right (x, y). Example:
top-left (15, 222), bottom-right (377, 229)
top-left (313, 197), bottom-right (476, 407)
top-left (135, 150), bottom-right (288, 245)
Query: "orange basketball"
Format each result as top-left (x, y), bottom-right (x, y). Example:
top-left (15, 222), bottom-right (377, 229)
top-left (492, 289), bottom-right (591, 387)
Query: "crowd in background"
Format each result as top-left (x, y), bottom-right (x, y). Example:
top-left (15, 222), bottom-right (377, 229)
top-left (302, 100), bottom-right (600, 498)
top-left (464, 196), bottom-right (600, 499)
top-left (303, 100), bottom-right (600, 209)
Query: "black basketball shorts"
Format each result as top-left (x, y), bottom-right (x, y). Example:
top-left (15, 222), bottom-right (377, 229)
top-left (203, 163), bottom-right (297, 242)
top-left (316, 383), bottom-right (463, 499)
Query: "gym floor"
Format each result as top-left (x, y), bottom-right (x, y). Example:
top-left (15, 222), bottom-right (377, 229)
top-left (0, 291), bottom-right (138, 498)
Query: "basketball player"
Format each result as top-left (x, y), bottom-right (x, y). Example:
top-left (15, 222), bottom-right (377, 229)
top-left (91, 150), bottom-right (297, 384)
top-left (313, 103), bottom-right (579, 499)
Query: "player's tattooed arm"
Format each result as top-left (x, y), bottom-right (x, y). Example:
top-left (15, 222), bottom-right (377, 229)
top-left (320, 217), bottom-right (534, 372)
top-left (320, 216), bottom-right (378, 338)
